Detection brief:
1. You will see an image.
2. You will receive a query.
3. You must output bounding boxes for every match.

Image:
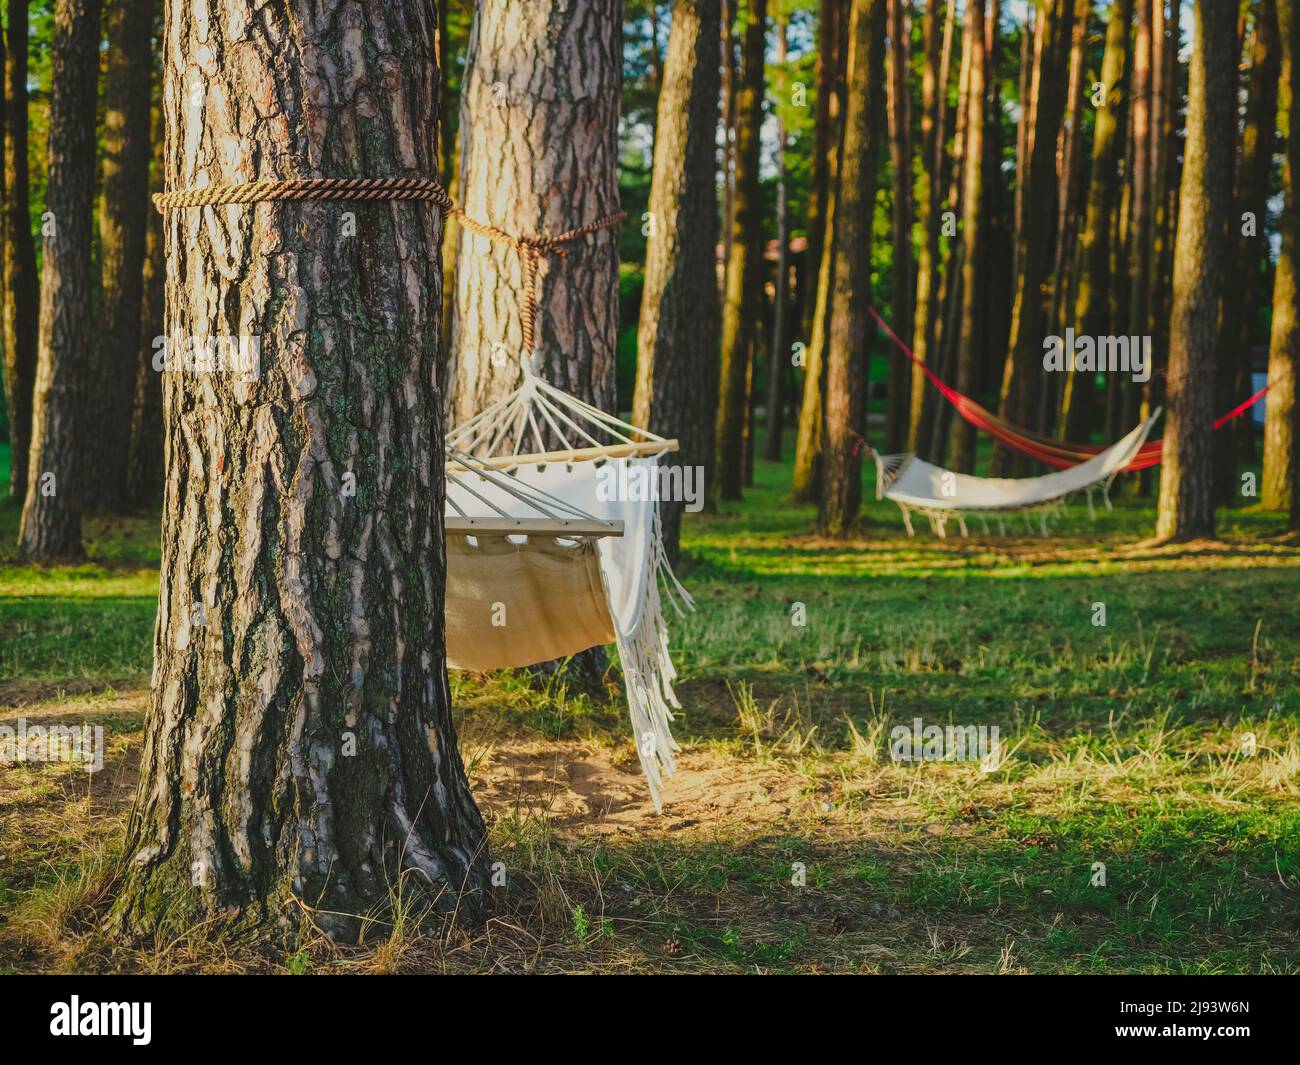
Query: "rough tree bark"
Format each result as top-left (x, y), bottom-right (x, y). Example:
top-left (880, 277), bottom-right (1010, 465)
top-left (819, 0), bottom-right (887, 534)
top-left (88, 0), bottom-right (155, 511)
top-left (2, 0), bottom-right (38, 502)
top-left (631, 0), bottom-right (721, 559)
top-left (884, 0), bottom-right (912, 454)
top-left (114, 0), bottom-right (489, 941)
top-left (17, 0), bottom-right (101, 559)
top-left (993, 0), bottom-right (1073, 475)
top-left (1264, 0), bottom-right (1299, 517)
top-left (1061, 0), bottom-right (1132, 441)
top-left (714, 0), bottom-right (766, 503)
top-left (450, 0), bottom-right (623, 426)
top-left (1155, 0), bottom-right (1237, 541)
top-left (946, 0), bottom-right (986, 473)
top-left (1218, 0), bottom-right (1279, 502)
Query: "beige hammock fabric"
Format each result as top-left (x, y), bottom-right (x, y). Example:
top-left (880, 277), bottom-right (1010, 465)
top-left (445, 534), bottom-right (616, 671)
top-left (873, 410), bottom-right (1161, 537)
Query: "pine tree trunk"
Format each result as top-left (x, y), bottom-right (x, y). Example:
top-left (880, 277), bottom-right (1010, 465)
top-left (946, 0), bottom-right (986, 473)
top-left (127, 81), bottom-right (165, 509)
top-left (765, 17), bottom-right (791, 464)
top-left (714, 0), bottom-right (766, 503)
top-left (1042, 0), bottom-right (1090, 430)
top-left (909, 0), bottom-right (943, 452)
top-left (632, 0), bottom-right (721, 559)
top-left (820, 0), bottom-right (886, 534)
top-left (17, 0), bottom-right (101, 559)
top-left (1264, 0), bottom-right (1299, 516)
top-left (993, 0), bottom-right (1073, 476)
top-left (87, 0), bottom-right (154, 511)
top-left (114, 0), bottom-right (489, 941)
top-left (2, 0), bottom-right (38, 503)
top-left (802, 0), bottom-right (845, 340)
top-left (1061, 0), bottom-right (1132, 441)
top-left (449, 0), bottom-right (623, 427)
top-left (884, 0), bottom-right (913, 454)
top-left (1218, 0), bottom-right (1279, 502)
top-left (1155, 0), bottom-right (1237, 541)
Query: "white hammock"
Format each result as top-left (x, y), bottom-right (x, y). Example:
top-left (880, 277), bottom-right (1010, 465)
top-left (871, 410), bottom-right (1161, 537)
top-left (444, 359), bottom-right (692, 811)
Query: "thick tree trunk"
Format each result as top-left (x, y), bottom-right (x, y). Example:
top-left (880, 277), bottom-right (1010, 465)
top-left (127, 79), bottom-right (166, 509)
top-left (87, 0), bottom-right (154, 511)
top-left (114, 0), bottom-right (488, 941)
top-left (884, 0), bottom-right (912, 454)
top-left (2, 0), bottom-right (37, 502)
top-left (17, 0), bottom-right (100, 559)
top-left (909, 0), bottom-right (943, 452)
top-left (713, 0), bottom-right (765, 503)
top-left (632, 0), bottom-right (721, 559)
top-left (1264, 0), bottom-right (1299, 516)
top-left (946, 0), bottom-right (986, 473)
top-left (1155, 0), bottom-right (1237, 541)
top-left (1218, 0), bottom-right (1279, 502)
top-left (449, 0), bottom-right (623, 427)
top-left (820, 0), bottom-right (886, 535)
top-left (993, 0), bottom-right (1073, 475)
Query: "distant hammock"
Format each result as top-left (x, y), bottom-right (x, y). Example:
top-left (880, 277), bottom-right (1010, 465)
top-left (867, 306), bottom-right (1266, 471)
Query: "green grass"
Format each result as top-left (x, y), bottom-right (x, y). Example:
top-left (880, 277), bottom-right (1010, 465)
top-left (1, 431), bottom-right (1298, 973)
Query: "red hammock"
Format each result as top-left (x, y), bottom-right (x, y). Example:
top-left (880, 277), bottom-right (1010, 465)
top-left (866, 307), bottom-right (1268, 472)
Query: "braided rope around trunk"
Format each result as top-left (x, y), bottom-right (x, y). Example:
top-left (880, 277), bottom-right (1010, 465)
top-left (153, 176), bottom-right (625, 355)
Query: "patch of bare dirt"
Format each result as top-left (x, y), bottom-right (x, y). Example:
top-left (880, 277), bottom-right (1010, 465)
top-left (469, 740), bottom-right (805, 836)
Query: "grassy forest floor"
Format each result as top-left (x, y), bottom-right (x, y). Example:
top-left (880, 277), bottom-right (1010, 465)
top-left (1, 435), bottom-right (1298, 974)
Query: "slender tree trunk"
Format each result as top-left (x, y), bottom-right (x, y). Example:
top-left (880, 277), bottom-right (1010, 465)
top-left (87, 0), bottom-right (154, 511)
top-left (2, 0), bottom-right (37, 502)
top-left (1264, 0), bottom-right (1299, 516)
top-left (1125, 0), bottom-right (1156, 497)
top-left (17, 0), bottom-right (101, 558)
top-left (802, 0), bottom-right (844, 339)
top-left (820, 0), bottom-right (887, 535)
top-left (713, 0), bottom-right (766, 502)
top-left (450, 0), bottom-right (623, 426)
top-left (946, 0), bottom-right (986, 473)
top-left (885, 0), bottom-right (913, 453)
top-left (1061, 0), bottom-right (1132, 441)
top-left (1043, 0), bottom-right (1090, 429)
top-left (115, 0), bottom-right (488, 941)
top-left (766, 16), bottom-right (791, 463)
top-left (1218, 0), bottom-right (1279, 502)
top-left (127, 65), bottom-right (165, 508)
top-left (1148, 0), bottom-right (1181, 402)
top-left (909, 0), bottom-right (943, 452)
top-left (632, 0), bottom-right (721, 558)
top-left (993, 0), bottom-right (1074, 475)
top-left (1155, 0), bottom-right (1237, 541)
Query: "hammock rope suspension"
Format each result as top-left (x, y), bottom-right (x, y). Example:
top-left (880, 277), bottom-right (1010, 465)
top-left (866, 306), bottom-right (1268, 471)
top-left (154, 175), bottom-right (625, 358)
